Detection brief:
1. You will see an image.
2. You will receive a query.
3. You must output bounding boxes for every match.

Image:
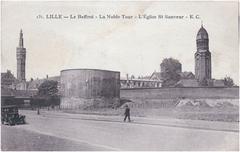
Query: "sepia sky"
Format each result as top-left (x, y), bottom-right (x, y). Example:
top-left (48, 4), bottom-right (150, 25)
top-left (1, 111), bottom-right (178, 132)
top-left (1, 1), bottom-right (239, 83)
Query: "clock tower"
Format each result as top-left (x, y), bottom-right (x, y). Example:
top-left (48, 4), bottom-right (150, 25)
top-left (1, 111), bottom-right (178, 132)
top-left (16, 29), bottom-right (26, 82)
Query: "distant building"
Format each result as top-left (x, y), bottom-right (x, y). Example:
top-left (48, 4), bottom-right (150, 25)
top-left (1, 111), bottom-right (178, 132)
top-left (195, 25), bottom-right (212, 85)
top-left (207, 79), bottom-right (225, 87)
top-left (212, 80), bottom-right (225, 87)
top-left (1, 70), bottom-right (36, 106)
top-left (175, 79), bottom-right (199, 87)
top-left (149, 71), bottom-right (162, 81)
top-left (1, 70), bottom-right (17, 89)
top-left (120, 73), bottom-right (162, 88)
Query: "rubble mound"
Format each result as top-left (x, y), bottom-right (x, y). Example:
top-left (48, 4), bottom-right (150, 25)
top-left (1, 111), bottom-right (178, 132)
top-left (176, 99), bottom-right (238, 110)
top-left (177, 99), bottom-right (211, 108)
top-left (214, 101), bottom-right (237, 109)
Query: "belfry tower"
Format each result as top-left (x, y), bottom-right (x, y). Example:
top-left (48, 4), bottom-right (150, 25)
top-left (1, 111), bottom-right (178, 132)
top-left (195, 24), bottom-right (212, 84)
top-left (16, 29), bottom-right (26, 82)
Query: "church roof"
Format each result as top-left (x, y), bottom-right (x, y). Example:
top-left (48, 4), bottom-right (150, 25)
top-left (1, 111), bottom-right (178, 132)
top-left (1, 70), bottom-right (17, 85)
top-left (149, 72), bottom-right (162, 81)
top-left (196, 25), bottom-right (208, 40)
top-left (179, 71), bottom-right (195, 79)
top-left (175, 79), bottom-right (199, 87)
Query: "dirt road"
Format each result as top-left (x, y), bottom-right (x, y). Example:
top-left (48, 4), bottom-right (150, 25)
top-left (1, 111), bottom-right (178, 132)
top-left (1, 110), bottom-right (239, 151)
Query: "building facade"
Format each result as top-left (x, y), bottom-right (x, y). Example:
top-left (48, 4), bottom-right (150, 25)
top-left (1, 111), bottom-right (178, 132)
top-left (195, 25), bottom-right (212, 85)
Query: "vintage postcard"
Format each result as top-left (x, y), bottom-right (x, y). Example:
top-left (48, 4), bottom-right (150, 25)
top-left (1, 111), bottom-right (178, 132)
top-left (1, 0), bottom-right (239, 151)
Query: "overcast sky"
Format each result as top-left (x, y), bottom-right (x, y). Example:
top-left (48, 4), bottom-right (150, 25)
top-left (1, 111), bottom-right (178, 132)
top-left (1, 1), bottom-right (239, 83)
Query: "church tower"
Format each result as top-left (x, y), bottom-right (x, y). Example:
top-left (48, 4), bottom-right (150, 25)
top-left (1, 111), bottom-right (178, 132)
top-left (16, 29), bottom-right (26, 82)
top-left (195, 25), bottom-right (212, 85)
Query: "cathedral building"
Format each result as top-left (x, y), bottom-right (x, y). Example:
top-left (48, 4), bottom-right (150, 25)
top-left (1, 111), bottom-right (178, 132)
top-left (195, 25), bottom-right (212, 85)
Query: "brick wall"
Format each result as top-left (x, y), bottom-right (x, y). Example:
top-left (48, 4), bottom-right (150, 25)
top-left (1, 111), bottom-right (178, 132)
top-left (120, 87), bottom-right (239, 108)
top-left (121, 87), bottom-right (239, 99)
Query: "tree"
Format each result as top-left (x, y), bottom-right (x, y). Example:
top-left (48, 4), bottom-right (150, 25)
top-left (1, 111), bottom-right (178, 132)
top-left (160, 58), bottom-right (182, 87)
top-left (35, 80), bottom-right (59, 108)
top-left (223, 76), bottom-right (234, 87)
top-left (38, 80), bottom-right (58, 97)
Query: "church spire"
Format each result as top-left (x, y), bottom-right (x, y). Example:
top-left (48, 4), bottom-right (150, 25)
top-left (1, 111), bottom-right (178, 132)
top-left (19, 29), bottom-right (24, 48)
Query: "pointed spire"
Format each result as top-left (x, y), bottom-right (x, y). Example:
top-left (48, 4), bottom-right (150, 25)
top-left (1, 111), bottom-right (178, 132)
top-left (19, 29), bottom-right (24, 48)
top-left (201, 20), bottom-right (203, 27)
